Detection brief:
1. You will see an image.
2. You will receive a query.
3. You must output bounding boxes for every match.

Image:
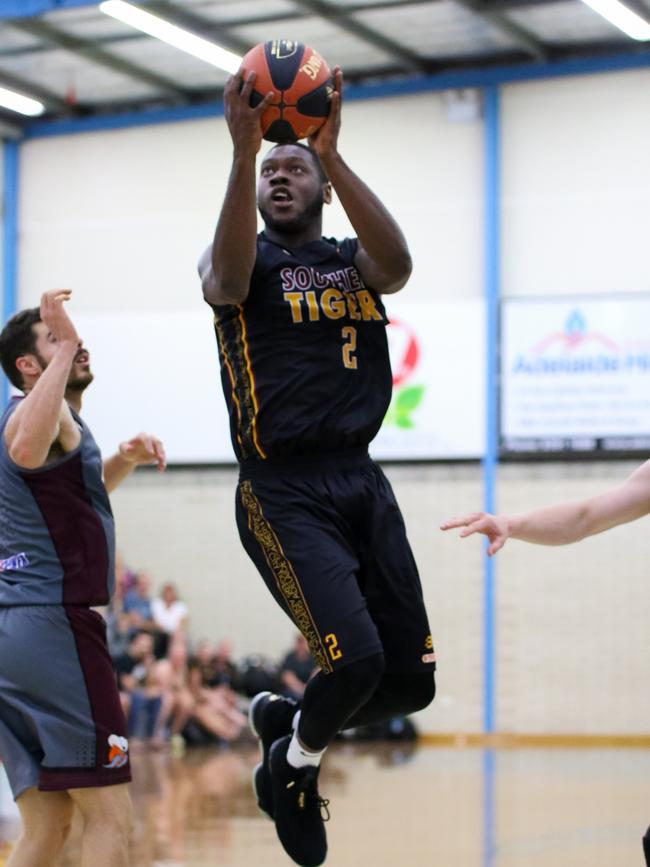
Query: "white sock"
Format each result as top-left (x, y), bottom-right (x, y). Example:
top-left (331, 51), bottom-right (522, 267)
top-left (286, 730), bottom-right (326, 769)
top-left (292, 710), bottom-right (301, 731)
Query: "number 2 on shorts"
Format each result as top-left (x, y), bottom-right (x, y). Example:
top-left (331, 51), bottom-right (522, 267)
top-left (325, 633), bottom-right (343, 661)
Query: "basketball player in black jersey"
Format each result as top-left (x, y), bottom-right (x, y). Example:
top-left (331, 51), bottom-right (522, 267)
top-left (199, 67), bottom-right (436, 867)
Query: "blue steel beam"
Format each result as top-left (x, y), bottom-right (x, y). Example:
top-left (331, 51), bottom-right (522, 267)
top-left (482, 85), bottom-right (500, 734)
top-left (23, 49), bottom-right (650, 139)
top-left (0, 1), bottom-right (99, 18)
top-left (1, 140), bottom-right (18, 406)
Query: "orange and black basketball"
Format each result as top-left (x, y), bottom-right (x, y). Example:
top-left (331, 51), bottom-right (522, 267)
top-left (240, 40), bottom-right (333, 143)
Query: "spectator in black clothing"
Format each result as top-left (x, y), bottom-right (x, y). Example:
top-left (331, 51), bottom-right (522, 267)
top-left (279, 634), bottom-right (317, 701)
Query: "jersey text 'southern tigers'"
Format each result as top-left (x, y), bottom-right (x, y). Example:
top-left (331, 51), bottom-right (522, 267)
top-left (211, 233), bottom-right (393, 462)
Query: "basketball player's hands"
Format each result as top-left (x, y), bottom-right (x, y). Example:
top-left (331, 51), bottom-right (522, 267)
top-left (40, 289), bottom-right (80, 351)
top-left (440, 512), bottom-right (511, 556)
top-left (225, 71), bottom-right (274, 157)
top-left (309, 66), bottom-right (342, 160)
top-left (118, 433), bottom-right (167, 472)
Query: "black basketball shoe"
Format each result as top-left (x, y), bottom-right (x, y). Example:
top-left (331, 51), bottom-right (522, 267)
top-left (269, 734), bottom-right (329, 867)
top-left (249, 691), bottom-right (297, 819)
top-left (643, 825), bottom-right (650, 866)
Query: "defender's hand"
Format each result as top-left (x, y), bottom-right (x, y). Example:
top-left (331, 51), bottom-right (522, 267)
top-left (119, 433), bottom-right (166, 471)
top-left (440, 512), bottom-right (510, 556)
top-left (40, 289), bottom-right (79, 349)
top-left (309, 67), bottom-right (342, 160)
top-left (224, 71), bottom-right (273, 157)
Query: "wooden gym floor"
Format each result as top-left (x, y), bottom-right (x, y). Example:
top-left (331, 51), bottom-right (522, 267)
top-left (1, 740), bottom-right (649, 866)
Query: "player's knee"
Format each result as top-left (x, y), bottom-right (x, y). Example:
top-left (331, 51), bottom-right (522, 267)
top-left (400, 671), bottom-right (436, 715)
top-left (75, 785), bottom-right (133, 840)
top-left (337, 652), bottom-right (386, 700)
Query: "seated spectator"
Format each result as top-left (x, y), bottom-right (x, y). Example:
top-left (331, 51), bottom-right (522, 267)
top-left (156, 636), bottom-right (196, 753)
top-left (114, 631), bottom-right (170, 748)
top-left (123, 571), bottom-right (167, 658)
top-left (191, 639), bottom-right (239, 689)
top-left (188, 641), bottom-right (247, 742)
top-left (152, 582), bottom-right (188, 641)
top-left (279, 633), bottom-right (316, 701)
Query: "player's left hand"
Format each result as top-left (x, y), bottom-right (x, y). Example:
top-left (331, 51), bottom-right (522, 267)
top-left (119, 433), bottom-right (166, 472)
top-left (440, 512), bottom-right (510, 556)
top-left (309, 66), bottom-right (342, 159)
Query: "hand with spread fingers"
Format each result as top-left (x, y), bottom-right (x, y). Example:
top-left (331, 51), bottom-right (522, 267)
top-left (118, 433), bottom-right (167, 472)
top-left (440, 512), bottom-right (511, 556)
top-left (224, 71), bottom-right (274, 157)
top-left (309, 66), bottom-right (342, 160)
top-left (39, 289), bottom-right (80, 349)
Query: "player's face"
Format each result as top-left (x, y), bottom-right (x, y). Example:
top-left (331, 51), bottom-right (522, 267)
top-left (258, 146), bottom-right (328, 234)
top-left (31, 321), bottom-right (94, 391)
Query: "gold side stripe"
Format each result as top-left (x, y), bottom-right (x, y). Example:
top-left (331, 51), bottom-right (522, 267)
top-left (213, 315), bottom-right (244, 453)
top-left (237, 308), bottom-right (266, 459)
top-left (240, 480), bottom-right (331, 673)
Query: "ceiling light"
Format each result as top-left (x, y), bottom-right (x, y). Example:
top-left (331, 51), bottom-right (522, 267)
top-left (581, 0), bottom-right (650, 40)
top-left (99, 1), bottom-right (243, 72)
top-left (0, 85), bottom-right (45, 117)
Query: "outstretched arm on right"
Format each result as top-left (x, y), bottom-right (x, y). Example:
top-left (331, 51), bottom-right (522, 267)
top-left (441, 459), bottom-right (650, 555)
top-left (200, 72), bottom-right (272, 306)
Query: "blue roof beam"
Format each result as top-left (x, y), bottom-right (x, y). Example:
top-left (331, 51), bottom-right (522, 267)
top-left (0, 0), bottom-right (100, 19)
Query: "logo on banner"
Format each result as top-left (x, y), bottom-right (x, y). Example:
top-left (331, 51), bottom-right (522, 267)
top-left (384, 317), bottom-right (424, 428)
top-left (531, 309), bottom-right (618, 354)
top-left (512, 309), bottom-right (650, 376)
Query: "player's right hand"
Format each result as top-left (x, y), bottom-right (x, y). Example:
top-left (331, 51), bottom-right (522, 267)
top-left (224, 71), bottom-right (273, 157)
top-left (39, 289), bottom-right (80, 349)
top-left (440, 511), bottom-right (510, 556)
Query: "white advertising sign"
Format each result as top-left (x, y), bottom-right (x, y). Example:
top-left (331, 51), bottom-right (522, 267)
top-left (72, 300), bottom-right (484, 464)
top-left (501, 297), bottom-right (650, 453)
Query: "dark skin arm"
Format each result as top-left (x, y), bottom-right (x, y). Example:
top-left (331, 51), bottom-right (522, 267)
top-left (309, 68), bottom-right (412, 295)
top-left (200, 72), bottom-right (273, 306)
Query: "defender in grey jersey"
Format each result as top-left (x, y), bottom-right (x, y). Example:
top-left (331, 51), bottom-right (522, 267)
top-left (0, 290), bottom-right (165, 867)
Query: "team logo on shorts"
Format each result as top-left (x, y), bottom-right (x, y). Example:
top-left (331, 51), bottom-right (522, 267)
top-left (103, 734), bottom-right (129, 769)
top-left (422, 634), bottom-right (436, 664)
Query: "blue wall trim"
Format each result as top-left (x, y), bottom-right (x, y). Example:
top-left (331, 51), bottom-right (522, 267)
top-left (1, 140), bottom-right (19, 406)
top-left (0, 0), bottom-right (97, 18)
top-left (482, 85), bottom-right (500, 734)
top-left (23, 50), bottom-right (650, 139)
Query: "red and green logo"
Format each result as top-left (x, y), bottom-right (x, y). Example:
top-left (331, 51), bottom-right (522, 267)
top-left (385, 317), bottom-right (424, 429)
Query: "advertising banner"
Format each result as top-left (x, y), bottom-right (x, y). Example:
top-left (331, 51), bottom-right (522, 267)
top-left (71, 299), bottom-right (485, 464)
top-left (501, 296), bottom-right (650, 454)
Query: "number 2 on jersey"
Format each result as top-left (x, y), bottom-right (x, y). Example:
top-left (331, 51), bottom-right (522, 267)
top-left (341, 326), bottom-right (358, 370)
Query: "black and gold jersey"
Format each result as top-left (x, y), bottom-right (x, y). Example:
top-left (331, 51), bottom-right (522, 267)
top-left (211, 232), bottom-right (392, 463)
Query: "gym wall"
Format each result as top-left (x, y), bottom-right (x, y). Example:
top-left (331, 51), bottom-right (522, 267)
top-left (12, 67), bottom-right (650, 735)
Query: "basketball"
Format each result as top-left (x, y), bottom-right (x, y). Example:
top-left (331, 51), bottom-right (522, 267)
top-left (240, 40), bottom-right (333, 143)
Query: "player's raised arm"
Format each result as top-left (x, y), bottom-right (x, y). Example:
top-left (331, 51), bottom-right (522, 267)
top-left (103, 432), bottom-right (167, 493)
top-left (4, 290), bottom-right (80, 469)
top-left (441, 458), bottom-right (650, 555)
top-left (201, 71), bottom-right (273, 307)
top-left (309, 67), bottom-right (412, 295)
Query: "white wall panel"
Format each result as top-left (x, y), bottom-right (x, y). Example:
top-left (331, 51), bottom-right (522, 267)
top-left (501, 69), bottom-right (650, 297)
top-left (18, 91), bottom-right (483, 314)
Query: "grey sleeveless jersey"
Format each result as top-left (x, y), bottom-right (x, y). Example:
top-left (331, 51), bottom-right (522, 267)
top-left (0, 397), bottom-right (115, 606)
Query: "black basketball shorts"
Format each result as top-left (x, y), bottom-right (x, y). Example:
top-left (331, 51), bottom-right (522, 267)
top-left (236, 450), bottom-right (436, 675)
